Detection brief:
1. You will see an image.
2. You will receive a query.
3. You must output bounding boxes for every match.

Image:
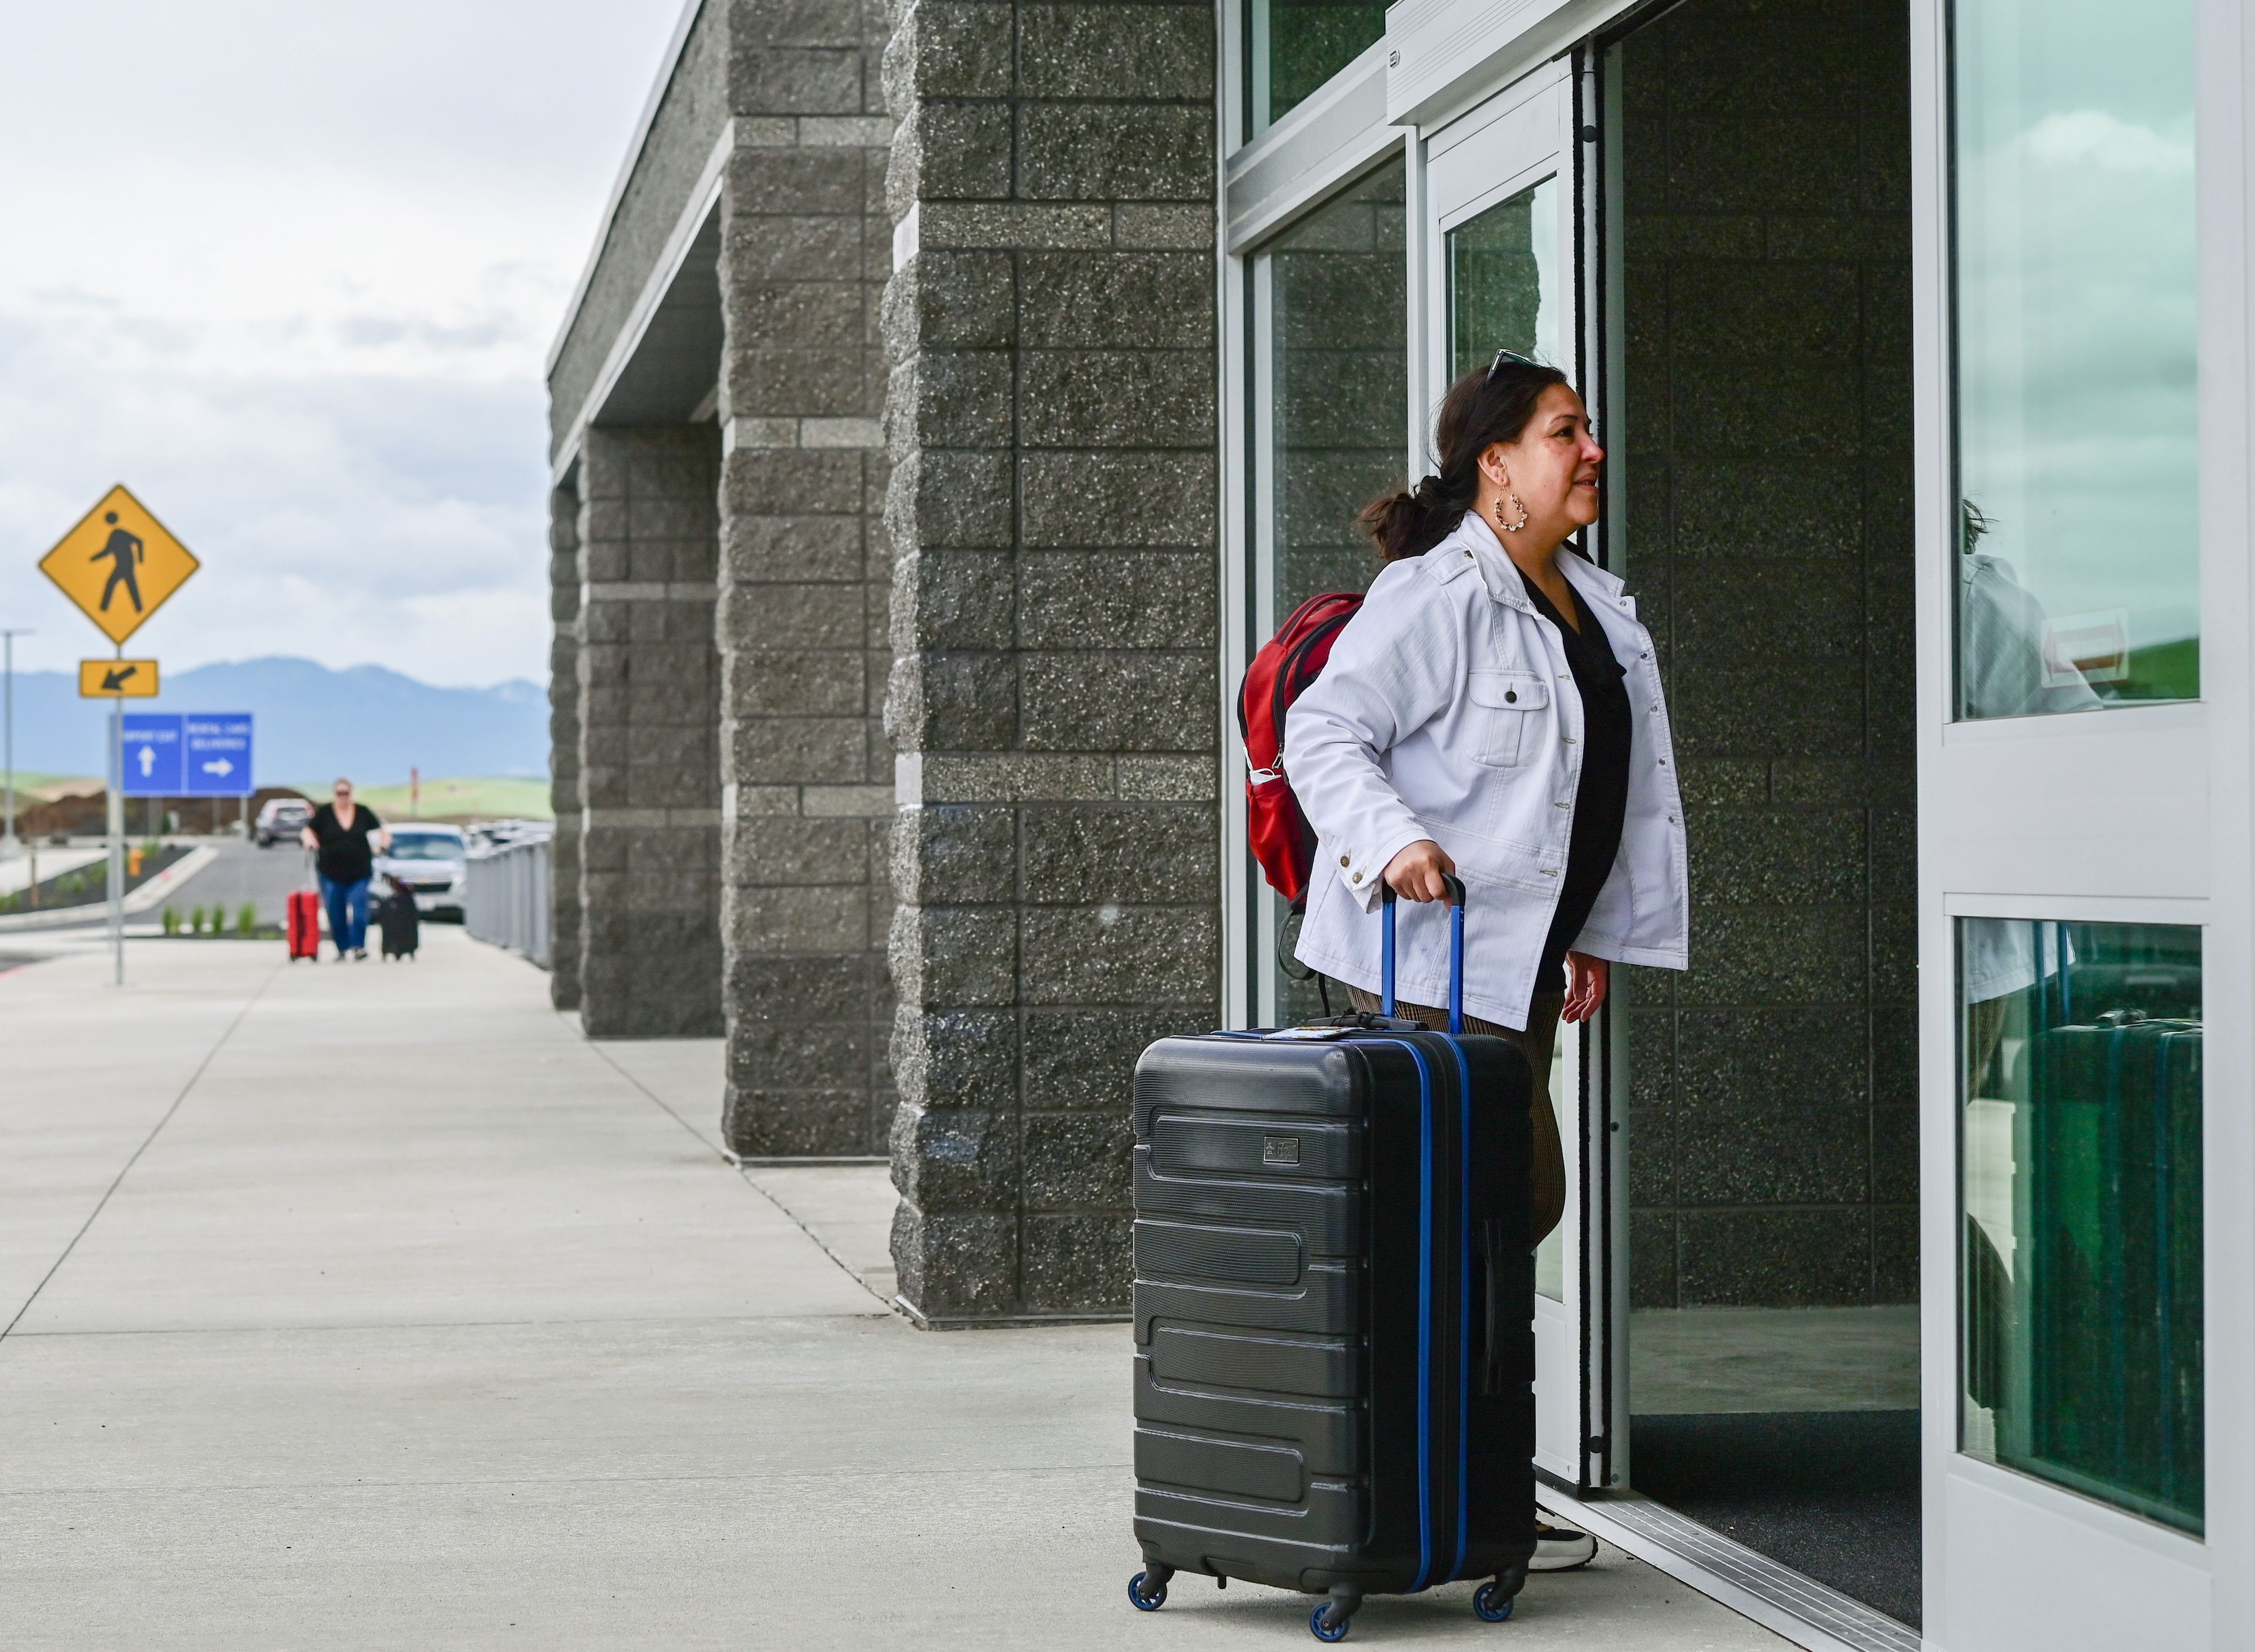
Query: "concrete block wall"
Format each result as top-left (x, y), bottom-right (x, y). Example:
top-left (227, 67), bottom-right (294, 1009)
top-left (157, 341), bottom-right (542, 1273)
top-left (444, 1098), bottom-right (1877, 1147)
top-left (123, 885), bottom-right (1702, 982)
top-left (714, 0), bottom-right (900, 1158)
top-left (881, 0), bottom-right (1221, 1323)
top-left (574, 425), bottom-right (726, 1039)
top-left (1616, 0), bottom-right (1916, 1310)
top-left (549, 481), bottom-right (584, 1011)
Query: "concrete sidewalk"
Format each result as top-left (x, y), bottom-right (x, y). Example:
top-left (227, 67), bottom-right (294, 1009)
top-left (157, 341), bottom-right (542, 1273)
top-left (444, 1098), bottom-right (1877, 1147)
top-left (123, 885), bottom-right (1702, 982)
top-left (0, 931), bottom-right (1788, 1649)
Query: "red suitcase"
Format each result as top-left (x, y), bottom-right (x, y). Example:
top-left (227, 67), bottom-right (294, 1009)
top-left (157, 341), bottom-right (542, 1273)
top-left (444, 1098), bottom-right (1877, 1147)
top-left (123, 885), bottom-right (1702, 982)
top-left (287, 890), bottom-right (321, 961)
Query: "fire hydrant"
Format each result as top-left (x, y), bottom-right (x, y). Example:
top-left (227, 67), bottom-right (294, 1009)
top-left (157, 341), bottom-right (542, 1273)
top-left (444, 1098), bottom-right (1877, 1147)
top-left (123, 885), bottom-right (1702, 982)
top-left (127, 846), bottom-right (143, 879)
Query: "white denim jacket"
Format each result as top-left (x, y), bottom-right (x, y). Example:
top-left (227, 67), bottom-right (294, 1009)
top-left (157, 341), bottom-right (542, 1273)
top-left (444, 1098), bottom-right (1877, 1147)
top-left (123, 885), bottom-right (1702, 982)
top-left (1285, 511), bottom-right (1689, 1031)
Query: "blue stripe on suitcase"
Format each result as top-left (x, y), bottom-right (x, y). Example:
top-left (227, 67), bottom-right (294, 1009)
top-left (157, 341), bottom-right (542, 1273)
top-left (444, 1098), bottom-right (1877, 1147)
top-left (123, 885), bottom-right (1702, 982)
top-left (1362, 1036), bottom-right (1436, 1592)
top-left (1367, 1031), bottom-right (1478, 1594)
top-left (1450, 1034), bottom-right (1472, 1583)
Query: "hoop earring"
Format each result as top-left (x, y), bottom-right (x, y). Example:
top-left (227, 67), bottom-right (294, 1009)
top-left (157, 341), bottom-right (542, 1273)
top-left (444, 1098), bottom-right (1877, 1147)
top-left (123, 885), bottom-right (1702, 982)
top-left (1495, 490), bottom-right (1530, 534)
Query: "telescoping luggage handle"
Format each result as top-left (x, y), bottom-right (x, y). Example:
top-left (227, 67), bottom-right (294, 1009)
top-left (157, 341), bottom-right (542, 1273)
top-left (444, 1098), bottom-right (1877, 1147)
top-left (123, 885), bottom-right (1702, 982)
top-left (1380, 872), bottom-right (1468, 1033)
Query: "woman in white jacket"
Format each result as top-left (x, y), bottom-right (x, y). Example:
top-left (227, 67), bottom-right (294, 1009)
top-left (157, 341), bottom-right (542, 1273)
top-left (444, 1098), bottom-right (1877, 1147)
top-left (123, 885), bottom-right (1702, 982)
top-left (1287, 351), bottom-right (1690, 1249)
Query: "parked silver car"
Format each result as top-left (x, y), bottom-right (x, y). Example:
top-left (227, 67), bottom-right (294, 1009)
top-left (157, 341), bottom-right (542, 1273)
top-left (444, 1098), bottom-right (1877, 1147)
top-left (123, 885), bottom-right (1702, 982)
top-left (375, 825), bottom-right (469, 919)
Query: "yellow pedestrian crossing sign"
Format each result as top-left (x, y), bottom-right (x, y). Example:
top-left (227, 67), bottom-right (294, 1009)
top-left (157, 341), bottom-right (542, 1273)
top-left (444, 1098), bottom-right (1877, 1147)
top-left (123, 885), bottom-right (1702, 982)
top-left (79, 658), bottom-right (160, 697)
top-left (39, 484), bottom-right (200, 645)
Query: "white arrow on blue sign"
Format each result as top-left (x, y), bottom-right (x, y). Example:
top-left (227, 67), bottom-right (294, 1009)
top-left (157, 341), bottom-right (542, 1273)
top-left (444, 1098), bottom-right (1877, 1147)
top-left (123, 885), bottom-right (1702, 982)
top-left (182, 714), bottom-right (254, 797)
top-left (119, 713), bottom-right (254, 798)
top-left (120, 714), bottom-right (184, 796)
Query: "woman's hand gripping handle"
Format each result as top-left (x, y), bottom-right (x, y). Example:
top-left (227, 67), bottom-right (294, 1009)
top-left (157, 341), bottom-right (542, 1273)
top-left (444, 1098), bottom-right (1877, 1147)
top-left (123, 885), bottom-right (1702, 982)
top-left (1381, 837), bottom-right (1456, 902)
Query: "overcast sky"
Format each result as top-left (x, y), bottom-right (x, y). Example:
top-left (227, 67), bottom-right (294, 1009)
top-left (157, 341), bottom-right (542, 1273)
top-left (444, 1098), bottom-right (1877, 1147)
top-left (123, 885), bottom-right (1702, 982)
top-left (0, 0), bottom-right (683, 687)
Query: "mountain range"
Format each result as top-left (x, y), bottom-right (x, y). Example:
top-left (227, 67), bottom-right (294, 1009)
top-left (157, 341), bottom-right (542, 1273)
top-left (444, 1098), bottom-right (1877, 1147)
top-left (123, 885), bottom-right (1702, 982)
top-left (4, 657), bottom-right (549, 788)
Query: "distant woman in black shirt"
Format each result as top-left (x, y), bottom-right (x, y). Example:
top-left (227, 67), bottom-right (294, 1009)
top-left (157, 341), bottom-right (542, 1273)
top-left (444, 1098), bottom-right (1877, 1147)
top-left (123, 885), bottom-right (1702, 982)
top-left (299, 778), bottom-right (389, 961)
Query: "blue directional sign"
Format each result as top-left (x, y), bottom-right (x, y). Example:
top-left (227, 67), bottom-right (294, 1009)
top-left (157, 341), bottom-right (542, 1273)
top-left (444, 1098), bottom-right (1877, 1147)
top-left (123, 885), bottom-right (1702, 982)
top-left (182, 713), bottom-right (253, 797)
top-left (119, 712), bottom-right (254, 796)
top-left (120, 714), bottom-right (184, 796)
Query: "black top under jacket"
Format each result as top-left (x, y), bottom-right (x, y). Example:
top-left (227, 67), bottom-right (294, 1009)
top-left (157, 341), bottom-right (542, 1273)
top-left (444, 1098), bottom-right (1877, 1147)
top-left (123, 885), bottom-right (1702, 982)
top-left (309, 802), bottom-right (384, 884)
top-left (1518, 567), bottom-right (1632, 991)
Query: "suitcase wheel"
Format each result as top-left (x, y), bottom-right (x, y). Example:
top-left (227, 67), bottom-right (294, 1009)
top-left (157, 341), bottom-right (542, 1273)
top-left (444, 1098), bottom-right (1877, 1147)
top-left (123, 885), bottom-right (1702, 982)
top-left (1473, 1582), bottom-right (1516, 1623)
top-left (1310, 1603), bottom-right (1351, 1642)
top-left (1126, 1571), bottom-right (1167, 1612)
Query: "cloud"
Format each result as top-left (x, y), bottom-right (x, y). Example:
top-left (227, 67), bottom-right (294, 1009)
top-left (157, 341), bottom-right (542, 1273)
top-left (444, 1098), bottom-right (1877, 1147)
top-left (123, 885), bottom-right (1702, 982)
top-left (1957, 105), bottom-right (2197, 648)
top-left (0, 0), bottom-right (684, 687)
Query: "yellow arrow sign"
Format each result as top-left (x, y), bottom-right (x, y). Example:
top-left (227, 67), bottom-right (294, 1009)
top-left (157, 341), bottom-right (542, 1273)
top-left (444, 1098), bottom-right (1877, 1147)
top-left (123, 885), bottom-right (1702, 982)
top-left (79, 658), bottom-right (160, 698)
top-left (39, 484), bottom-right (200, 646)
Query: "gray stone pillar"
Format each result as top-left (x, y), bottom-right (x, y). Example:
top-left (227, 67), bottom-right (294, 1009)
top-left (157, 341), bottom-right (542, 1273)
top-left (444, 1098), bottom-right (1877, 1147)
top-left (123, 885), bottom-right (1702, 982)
top-left (574, 425), bottom-right (726, 1039)
top-left (881, 0), bottom-right (1220, 1324)
top-left (713, 0), bottom-right (899, 1157)
top-left (548, 481), bottom-right (584, 1010)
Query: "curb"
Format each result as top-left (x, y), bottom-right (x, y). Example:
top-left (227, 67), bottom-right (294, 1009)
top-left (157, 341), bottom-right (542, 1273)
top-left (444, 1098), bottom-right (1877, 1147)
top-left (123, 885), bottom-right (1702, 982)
top-left (0, 845), bottom-right (220, 933)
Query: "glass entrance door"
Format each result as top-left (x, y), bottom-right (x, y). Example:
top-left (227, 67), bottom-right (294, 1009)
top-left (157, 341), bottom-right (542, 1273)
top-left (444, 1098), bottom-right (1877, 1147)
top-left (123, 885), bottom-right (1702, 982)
top-left (1421, 67), bottom-right (1589, 1486)
top-left (1925, 0), bottom-right (2213, 1643)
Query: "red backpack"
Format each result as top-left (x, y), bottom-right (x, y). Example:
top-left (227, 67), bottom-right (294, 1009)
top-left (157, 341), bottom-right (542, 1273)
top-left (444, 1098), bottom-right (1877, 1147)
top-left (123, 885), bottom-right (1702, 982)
top-left (1238, 590), bottom-right (1365, 908)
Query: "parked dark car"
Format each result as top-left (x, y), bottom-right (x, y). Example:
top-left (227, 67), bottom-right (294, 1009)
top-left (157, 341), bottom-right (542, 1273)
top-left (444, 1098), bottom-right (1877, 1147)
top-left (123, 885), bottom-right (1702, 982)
top-left (254, 798), bottom-right (312, 848)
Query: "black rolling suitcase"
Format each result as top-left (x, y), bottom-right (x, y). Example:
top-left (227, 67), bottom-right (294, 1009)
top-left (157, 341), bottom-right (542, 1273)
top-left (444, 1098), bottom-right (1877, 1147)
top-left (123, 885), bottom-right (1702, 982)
top-left (375, 881), bottom-right (420, 960)
top-left (1128, 879), bottom-right (1538, 1641)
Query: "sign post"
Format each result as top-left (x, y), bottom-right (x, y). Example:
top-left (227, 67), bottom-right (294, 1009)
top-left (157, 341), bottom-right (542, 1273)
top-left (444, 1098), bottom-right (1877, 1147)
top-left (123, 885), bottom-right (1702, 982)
top-left (107, 705), bottom-right (122, 976)
top-left (39, 485), bottom-right (200, 986)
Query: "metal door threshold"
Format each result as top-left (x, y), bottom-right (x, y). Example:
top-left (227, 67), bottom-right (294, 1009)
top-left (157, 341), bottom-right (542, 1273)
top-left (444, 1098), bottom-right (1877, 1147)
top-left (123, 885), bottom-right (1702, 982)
top-left (1538, 1485), bottom-right (1921, 1652)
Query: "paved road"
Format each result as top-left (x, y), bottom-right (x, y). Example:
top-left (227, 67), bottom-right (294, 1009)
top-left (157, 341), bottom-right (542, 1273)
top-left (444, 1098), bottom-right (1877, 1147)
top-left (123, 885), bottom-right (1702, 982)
top-left (155, 837), bottom-right (315, 928)
top-left (15, 837), bottom-right (325, 935)
top-left (0, 931), bottom-right (1786, 1650)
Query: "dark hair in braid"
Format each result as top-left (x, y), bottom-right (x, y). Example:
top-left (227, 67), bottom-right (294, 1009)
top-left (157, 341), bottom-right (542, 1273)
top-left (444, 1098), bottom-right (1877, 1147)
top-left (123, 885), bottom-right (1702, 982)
top-left (1359, 356), bottom-right (1571, 563)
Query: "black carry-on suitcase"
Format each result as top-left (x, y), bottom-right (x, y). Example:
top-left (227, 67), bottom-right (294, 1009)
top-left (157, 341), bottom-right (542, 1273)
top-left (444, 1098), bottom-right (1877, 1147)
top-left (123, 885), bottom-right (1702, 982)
top-left (1128, 877), bottom-right (1538, 1640)
top-left (375, 880), bottom-right (420, 960)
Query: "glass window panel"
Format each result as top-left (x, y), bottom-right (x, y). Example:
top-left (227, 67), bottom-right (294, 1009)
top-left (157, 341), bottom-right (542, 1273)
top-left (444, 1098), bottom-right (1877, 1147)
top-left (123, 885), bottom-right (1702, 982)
top-left (1447, 176), bottom-right (1561, 382)
top-left (1951, 0), bottom-right (2197, 718)
top-left (1250, 0), bottom-right (1386, 137)
top-left (1267, 159), bottom-right (1406, 621)
top-left (1959, 918), bottom-right (2203, 1533)
top-left (1260, 157), bottom-right (1405, 1021)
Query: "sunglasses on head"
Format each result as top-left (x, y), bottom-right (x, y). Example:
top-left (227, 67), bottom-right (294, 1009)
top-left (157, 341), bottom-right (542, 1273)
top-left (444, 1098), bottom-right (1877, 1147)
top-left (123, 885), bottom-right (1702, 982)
top-left (1485, 347), bottom-right (1544, 383)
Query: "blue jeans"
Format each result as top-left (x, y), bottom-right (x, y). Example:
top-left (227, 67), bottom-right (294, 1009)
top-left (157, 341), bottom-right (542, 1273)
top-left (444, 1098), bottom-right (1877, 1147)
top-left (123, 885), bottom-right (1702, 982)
top-left (318, 874), bottom-right (370, 955)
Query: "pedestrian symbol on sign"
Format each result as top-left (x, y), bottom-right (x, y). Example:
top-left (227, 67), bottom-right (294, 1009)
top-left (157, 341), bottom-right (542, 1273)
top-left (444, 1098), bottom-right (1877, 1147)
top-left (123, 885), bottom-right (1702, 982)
top-left (92, 512), bottom-right (146, 613)
top-left (38, 484), bottom-right (200, 646)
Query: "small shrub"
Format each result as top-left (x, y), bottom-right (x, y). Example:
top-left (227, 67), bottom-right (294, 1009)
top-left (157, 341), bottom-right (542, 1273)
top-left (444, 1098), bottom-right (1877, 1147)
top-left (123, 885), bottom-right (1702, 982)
top-left (163, 907), bottom-right (180, 936)
top-left (189, 906), bottom-right (206, 935)
top-left (237, 903), bottom-right (258, 934)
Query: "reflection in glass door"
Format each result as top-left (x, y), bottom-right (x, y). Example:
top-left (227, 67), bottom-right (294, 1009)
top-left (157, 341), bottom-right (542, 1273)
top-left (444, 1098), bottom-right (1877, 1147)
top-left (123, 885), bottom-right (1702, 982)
top-left (1248, 157), bottom-right (1407, 1025)
top-left (1952, 0), bottom-right (2199, 715)
top-left (1446, 176), bottom-right (1561, 379)
top-left (1958, 918), bottom-right (2203, 1533)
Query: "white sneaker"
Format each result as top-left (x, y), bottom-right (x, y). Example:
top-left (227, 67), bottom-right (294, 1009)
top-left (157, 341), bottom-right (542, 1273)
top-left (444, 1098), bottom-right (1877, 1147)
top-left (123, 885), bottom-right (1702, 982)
top-left (1530, 1520), bottom-right (1598, 1571)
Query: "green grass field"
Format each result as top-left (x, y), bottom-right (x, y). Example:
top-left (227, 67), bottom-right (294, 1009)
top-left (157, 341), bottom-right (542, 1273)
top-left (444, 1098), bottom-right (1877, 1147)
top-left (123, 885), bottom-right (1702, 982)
top-left (324, 776), bottom-right (553, 822)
